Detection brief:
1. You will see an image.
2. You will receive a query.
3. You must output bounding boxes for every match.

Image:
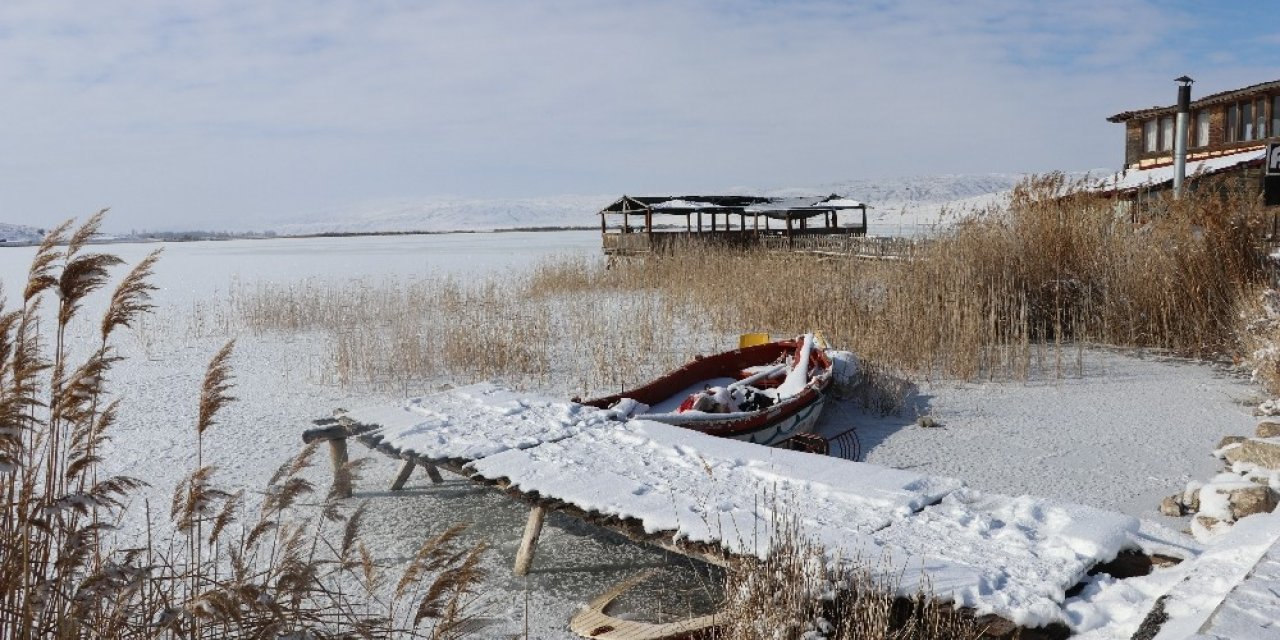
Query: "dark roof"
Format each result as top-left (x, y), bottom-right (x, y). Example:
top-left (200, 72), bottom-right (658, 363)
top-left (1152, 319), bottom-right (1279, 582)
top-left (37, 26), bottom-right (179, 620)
top-left (599, 194), bottom-right (865, 217)
top-left (1107, 79), bottom-right (1280, 123)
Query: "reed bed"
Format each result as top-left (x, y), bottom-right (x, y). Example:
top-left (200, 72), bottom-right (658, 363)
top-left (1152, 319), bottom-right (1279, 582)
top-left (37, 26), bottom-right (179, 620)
top-left (0, 215), bottom-right (485, 638)
top-left (713, 520), bottom-right (982, 640)
top-left (222, 175), bottom-right (1271, 399)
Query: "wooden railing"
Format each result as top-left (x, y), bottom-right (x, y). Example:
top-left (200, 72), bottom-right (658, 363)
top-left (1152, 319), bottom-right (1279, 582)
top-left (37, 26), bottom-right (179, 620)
top-left (603, 230), bottom-right (922, 259)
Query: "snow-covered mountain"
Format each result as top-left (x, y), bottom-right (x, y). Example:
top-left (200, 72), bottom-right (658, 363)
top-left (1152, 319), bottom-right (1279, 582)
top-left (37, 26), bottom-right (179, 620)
top-left (272, 173), bottom-right (1046, 237)
top-left (0, 223), bottom-right (44, 245)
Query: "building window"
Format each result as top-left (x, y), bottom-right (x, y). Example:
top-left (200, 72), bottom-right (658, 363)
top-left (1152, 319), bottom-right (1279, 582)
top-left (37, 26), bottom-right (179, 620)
top-left (1257, 98), bottom-right (1268, 139)
top-left (1144, 119), bottom-right (1158, 152)
top-left (1196, 110), bottom-right (1210, 147)
top-left (1160, 116), bottom-right (1174, 151)
top-left (1270, 95), bottom-right (1280, 139)
top-left (1228, 104), bottom-right (1239, 142)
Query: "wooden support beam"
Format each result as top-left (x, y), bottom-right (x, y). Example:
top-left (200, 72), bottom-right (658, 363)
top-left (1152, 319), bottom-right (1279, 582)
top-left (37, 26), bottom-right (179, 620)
top-left (513, 504), bottom-right (548, 576)
top-left (390, 459), bottom-right (416, 490)
top-left (697, 211), bottom-right (702, 233)
top-left (423, 462), bottom-right (445, 484)
top-left (328, 438), bottom-right (351, 499)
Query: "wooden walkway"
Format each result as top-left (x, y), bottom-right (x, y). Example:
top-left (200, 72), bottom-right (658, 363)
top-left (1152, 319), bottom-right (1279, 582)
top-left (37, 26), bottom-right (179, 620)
top-left (303, 382), bottom-right (1174, 639)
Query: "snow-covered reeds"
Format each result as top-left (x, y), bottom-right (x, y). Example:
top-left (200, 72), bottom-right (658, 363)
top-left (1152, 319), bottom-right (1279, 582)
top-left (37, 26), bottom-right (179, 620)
top-left (714, 520), bottom-right (982, 640)
top-left (0, 215), bottom-right (486, 638)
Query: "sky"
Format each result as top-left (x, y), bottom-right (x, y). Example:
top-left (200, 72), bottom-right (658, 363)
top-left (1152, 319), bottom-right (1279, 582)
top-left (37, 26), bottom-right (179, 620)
top-left (2, 1), bottom-right (1278, 232)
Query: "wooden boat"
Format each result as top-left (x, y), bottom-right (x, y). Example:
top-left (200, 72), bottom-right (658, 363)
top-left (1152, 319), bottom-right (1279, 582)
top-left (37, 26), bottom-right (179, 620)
top-left (577, 334), bottom-right (832, 447)
top-left (569, 569), bottom-right (721, 639)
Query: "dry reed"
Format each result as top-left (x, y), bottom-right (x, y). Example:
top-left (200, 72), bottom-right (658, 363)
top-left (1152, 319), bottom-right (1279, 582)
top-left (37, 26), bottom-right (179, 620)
top-left (713, 519), bottom-right (982, 640)
top-left (226, 175), bottom-right (1271, 399)
top-left (0, 215), bottom-right (487, 638)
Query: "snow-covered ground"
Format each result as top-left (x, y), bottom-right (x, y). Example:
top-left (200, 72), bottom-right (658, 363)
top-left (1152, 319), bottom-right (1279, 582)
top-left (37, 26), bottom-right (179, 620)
top-left (0, 231), bottom-right (1270, 637)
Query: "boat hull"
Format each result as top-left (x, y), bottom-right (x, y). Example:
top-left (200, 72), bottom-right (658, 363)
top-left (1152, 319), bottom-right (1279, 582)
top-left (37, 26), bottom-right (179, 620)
top-left (578, 337), bottom-right (833, 447)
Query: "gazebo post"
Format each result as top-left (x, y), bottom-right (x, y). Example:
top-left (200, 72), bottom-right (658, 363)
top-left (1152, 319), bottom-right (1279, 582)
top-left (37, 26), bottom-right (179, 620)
top-left (686, 214), bottom-right (691, 232)
top-left (697, 211), bottom-right (703, 233)
top-left (645, 207), bottom-right (653, 248)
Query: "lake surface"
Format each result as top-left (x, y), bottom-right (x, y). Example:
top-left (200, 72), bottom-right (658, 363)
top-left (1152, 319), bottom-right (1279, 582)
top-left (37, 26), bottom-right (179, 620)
top-left (0, 230), bottom-right (602, 304)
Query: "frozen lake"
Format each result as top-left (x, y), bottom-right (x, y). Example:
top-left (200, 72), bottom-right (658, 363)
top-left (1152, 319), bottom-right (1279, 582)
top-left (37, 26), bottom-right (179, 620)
top-left (0, 230), bottom-right (601, 305)
top-left (0, 228), bottom-right (1263, 638)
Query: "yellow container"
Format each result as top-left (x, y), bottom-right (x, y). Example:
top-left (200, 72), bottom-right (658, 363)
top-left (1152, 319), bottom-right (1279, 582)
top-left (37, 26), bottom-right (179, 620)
top-left (738, 332), bottom-right (770, 348)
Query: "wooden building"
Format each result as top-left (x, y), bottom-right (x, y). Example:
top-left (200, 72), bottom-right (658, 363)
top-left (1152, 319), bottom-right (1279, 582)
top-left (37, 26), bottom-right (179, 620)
top-left (598, 194), bottom-right (868, 255)
top-left (1100, 79), bottom-right (1277, 198)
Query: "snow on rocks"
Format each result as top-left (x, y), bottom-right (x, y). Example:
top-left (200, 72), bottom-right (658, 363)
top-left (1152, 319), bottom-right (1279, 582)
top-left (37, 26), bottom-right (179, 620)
top-left (1162, 413), bottom-right (1280, 541)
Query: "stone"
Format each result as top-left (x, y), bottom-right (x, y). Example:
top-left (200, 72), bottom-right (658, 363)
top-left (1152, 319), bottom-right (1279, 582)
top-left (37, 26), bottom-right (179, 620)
top-left (1195, 515), bottom-right (1222, 531)
top-left (917, 415), bottom-right (939, 428)
top-left (1227, 485), bottom-right (1279, 519)
top-left (1217, 435), bottom-right (1247, 451)
top-left (1223, 438), bottom-right (1280, 471)
top-left (1159, 495), bottom-right (1185, 517)
top-left (1184, 487), bottom-right (1201, 513)
top-left (1257, 420), bottom-right (1280, 439)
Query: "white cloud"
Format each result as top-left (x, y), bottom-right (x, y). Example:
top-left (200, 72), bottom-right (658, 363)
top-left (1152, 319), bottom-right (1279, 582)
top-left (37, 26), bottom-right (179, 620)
top-left (0, 0), bottom-right (1267, 230)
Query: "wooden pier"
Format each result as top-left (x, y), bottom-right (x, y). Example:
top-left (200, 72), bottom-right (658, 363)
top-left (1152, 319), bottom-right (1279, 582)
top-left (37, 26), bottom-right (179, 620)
top-left (300, 382), bottom-right (1181, 639)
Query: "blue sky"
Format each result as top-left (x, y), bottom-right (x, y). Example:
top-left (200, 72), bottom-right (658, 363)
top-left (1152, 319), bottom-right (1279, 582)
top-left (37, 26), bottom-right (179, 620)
top-left (1, 1), bottom-right (1277, 231)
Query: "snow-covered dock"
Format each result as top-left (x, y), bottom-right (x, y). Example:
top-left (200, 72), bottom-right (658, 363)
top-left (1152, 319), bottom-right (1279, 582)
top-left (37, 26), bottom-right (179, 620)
top-left (305, 382), bottom-right (1172, 633)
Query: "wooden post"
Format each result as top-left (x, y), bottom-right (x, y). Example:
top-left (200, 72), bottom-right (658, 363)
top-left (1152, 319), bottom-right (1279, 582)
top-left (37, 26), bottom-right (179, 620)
top-left (390, 459), bottom-right (416, 491)
top-left (861, 207), bottom-right (867, 235)
top-left (422, 463), bottom-right (444, 484)
top-left (685, 214), bottom-right (691, 232)
top-left (513, 505), bottom-right (548, 576)
top-left (645, 207), bottom-right (652, 248)
top-left (697, 211), bottom-right (702, 233)
top-left (328, 438), bottom-right (351, 499)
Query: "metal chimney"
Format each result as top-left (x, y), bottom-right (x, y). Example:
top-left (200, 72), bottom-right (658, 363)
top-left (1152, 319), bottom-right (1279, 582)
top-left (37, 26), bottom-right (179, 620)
top-left (1173, 75), bottom-right (1194, 198)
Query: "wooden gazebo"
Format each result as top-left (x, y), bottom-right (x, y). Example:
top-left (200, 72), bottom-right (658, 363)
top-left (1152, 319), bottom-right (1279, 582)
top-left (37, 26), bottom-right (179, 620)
top-left (598, 194), bottom-right (869, 255)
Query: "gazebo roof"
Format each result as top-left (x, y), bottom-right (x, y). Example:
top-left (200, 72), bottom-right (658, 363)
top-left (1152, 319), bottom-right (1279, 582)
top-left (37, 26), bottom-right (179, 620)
top-left (600, 194), bottom-right (865, 218)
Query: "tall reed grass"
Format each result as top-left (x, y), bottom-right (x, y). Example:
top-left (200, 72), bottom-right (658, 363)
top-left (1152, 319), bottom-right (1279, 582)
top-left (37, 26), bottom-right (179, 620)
top-left (228, 175), bottom-right (1269, 396)
top-left (0, 215), bottom-right (486, 638)
top-left (714, 524), bottom-right (983, 640)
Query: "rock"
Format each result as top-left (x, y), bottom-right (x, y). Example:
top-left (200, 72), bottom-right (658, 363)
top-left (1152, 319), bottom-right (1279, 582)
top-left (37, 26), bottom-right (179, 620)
top-left (1184, 487), bottom-right (1201, 513)
top-left (1257, 420), bottom-right (1280, 438)
top-left (1159, 495), bottom-right (1185, 517)
top-left (917, 415), bottom-right (939, 428)
top-left (1227, 485), bottom-right (1279, 519)
top-left (1217, 435), bottom-right (1247, 450)
top-left (1223, 438), bottom-right (1280, 471)
top-left (1195, 515), bottom-right (1222, 531)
